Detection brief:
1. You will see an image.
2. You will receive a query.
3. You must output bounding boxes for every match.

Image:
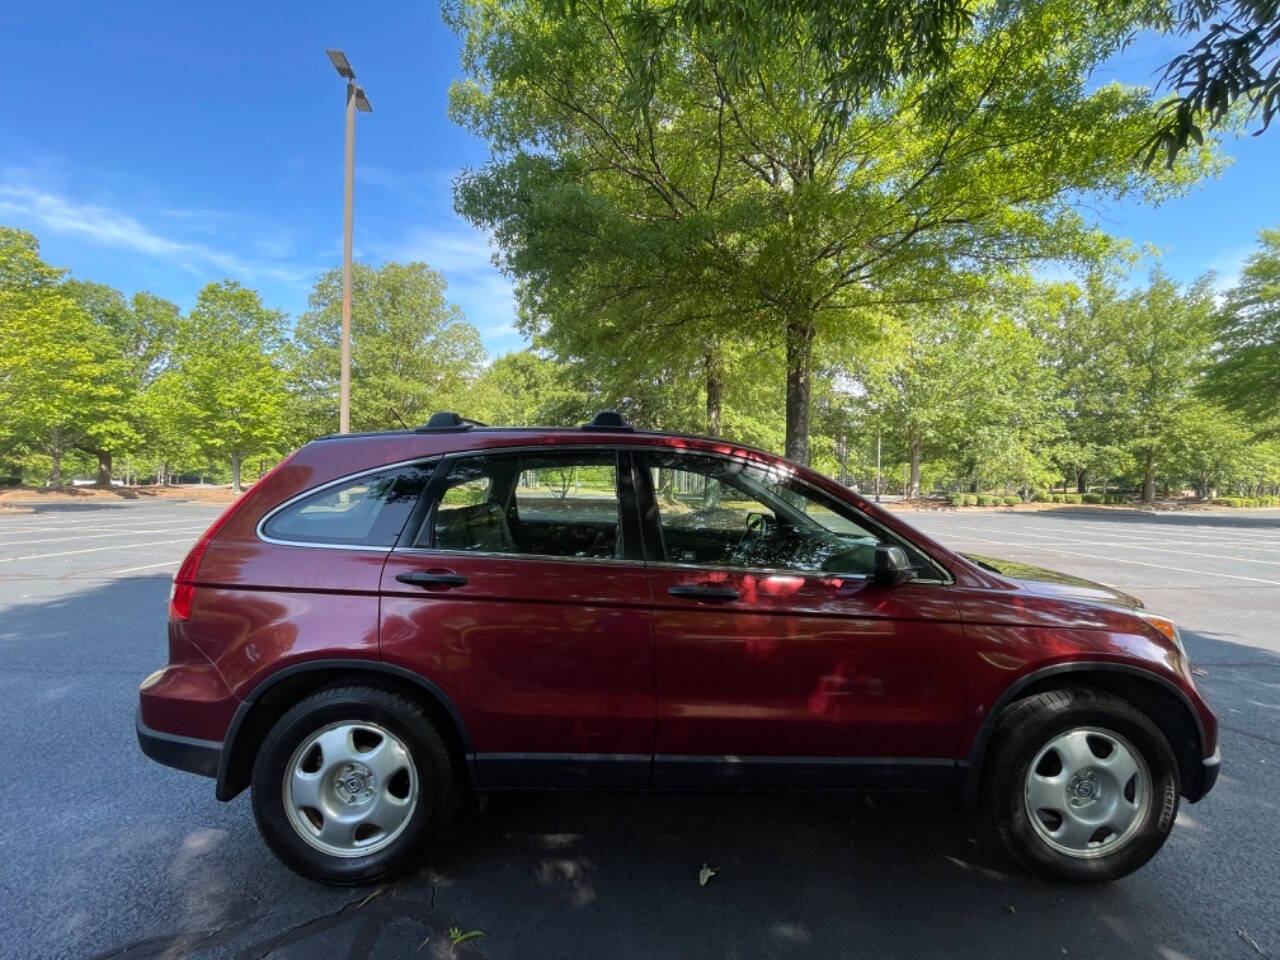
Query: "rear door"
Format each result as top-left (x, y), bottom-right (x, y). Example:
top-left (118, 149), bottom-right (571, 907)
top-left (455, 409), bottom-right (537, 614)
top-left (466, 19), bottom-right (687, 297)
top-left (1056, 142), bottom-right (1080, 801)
top-left (379, 447), bottom-right (655, 788)
top-left (636, 450), bottom-right (967, 789)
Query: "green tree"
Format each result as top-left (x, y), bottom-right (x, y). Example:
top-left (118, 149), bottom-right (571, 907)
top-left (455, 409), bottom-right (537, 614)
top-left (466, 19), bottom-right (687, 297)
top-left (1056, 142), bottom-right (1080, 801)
top-left (1169, 401), bottom-right (1255, 498)
top-left (1202, 227), bottom-right (1280, 432)
top-left (0, 229), bottom-right (134, 485)
top-left (555, 0), bottom-right (1280, 166)
top-left (289, 262), bottom-right (486, 437)
top-left (852, 303), bottom-right (1060, 497)
top-left (171, 281), bottom-right (289, 492)
top-left (451, 0), bottom-right (1216, 466)
top-left (61, 281), bottom-right (180, 485)
top-left (1041, 269), bottom-right (1215, 502)
top-left (467, 350), bottom-right (591, 427)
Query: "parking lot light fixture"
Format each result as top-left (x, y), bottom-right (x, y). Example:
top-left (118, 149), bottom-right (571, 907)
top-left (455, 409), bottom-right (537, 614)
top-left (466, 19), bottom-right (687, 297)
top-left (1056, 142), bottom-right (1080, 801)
top-left (326, 49), bottom-right (371, 434)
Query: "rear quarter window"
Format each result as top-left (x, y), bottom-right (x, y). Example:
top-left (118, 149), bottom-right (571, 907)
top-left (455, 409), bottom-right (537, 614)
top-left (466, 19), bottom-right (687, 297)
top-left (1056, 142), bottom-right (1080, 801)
top-left (261, 462), bottom-right (435, 547)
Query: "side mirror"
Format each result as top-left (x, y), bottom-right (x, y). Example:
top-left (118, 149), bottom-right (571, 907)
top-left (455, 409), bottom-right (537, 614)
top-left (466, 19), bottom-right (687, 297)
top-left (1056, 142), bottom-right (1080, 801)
top-left (874, 543), bottom-right (917, 587)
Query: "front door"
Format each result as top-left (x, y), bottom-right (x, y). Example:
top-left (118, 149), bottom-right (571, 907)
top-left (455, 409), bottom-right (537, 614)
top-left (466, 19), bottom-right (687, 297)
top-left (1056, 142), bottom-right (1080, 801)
top-left (636, 450), bottom-right (966, 789)
top-left (379, 447), bottom-right (654, 789)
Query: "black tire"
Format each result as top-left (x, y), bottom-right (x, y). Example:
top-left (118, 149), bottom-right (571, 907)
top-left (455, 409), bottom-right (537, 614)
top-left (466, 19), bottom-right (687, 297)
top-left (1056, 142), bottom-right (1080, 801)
top-left (984, 687), bottom-right (1180, 882)
top-left (251, 685), bottom-right (458, 885)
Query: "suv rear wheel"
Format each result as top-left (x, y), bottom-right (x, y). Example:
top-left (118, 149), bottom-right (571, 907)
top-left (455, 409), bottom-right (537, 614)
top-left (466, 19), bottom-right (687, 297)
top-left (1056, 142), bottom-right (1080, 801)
top-left (985, 687), bottom-right (1180, 882)
top-left (251, 685), bottom-right (457, 885)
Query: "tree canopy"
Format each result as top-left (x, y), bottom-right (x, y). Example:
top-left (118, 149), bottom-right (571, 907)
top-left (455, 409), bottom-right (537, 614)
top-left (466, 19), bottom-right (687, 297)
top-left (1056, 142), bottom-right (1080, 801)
top-left (3, 219), bottom-right (1280, 506)
top-left (451, 0), bottom-right (1217, 465)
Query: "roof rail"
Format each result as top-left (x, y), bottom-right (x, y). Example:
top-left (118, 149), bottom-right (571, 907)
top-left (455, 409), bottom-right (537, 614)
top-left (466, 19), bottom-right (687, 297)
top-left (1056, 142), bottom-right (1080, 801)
top-left (415, 411), bottom-right (483, 433)
top-left (583, 410), bottom-right (634, 432)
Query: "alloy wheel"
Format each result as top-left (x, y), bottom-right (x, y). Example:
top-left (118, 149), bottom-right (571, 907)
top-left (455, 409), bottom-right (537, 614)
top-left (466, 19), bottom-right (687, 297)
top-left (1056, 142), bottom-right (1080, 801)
top-left (283, 720), bottom-right (419, 858)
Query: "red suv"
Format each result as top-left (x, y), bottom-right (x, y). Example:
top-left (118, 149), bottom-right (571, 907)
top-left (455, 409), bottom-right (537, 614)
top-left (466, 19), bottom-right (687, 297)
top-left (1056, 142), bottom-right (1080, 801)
top-left (137, 412), bottom-right (1218, 885)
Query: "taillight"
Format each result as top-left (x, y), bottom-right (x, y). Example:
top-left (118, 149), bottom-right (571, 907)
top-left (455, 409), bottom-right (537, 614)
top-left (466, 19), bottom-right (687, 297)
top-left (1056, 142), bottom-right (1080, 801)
top-left (168, 452), bottom-right (297, 621)
top-left (169, 580), bottom-right (196, 621)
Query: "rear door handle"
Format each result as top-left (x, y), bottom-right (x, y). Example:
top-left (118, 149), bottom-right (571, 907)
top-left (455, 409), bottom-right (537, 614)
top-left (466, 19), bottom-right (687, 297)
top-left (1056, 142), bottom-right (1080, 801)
top-left (395, 570), bottom-right (468, 588)
top-left (668, 584), bottom-right (740, 601)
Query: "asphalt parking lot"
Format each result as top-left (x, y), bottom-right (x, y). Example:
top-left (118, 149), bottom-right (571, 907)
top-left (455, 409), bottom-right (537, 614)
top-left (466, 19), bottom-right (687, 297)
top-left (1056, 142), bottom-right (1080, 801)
top-left (1, 500), bottom-right (1277, 960)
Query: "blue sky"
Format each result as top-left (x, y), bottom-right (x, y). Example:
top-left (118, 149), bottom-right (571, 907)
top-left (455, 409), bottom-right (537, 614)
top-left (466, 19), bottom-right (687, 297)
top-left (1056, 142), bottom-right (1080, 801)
top-left (0, 4), bottom-right (1275, 359)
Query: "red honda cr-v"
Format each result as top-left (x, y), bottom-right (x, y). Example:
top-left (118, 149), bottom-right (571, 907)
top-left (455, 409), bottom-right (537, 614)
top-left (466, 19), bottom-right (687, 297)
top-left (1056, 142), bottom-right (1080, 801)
top-left (137, 411), bottom-right (1218, 885)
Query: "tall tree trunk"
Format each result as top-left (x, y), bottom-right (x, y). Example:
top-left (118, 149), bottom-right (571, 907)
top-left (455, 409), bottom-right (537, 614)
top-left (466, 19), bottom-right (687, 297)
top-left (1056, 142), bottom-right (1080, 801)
top-left (704, 348), bottom-right (723, 438)
top-left (95, 450), bottom-right (113, 488)
top-left (906, 435), bottom-right (923, 499)
top-left (1077, 469), bottom-right (1087, 495)
top-left (783, 316), bottom-right (815, 465)
top-left (1141, 451), bottom-right (1156, 504)
top-left (49, 448), bottom-right (62, 487)
top-left (231, 451), bottom-right (243, 494)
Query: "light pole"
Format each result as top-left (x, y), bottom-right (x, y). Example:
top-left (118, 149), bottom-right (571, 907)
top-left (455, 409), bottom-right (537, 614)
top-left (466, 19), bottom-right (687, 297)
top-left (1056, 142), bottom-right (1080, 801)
top-left (326, 49), bottom-right (372, 434)
top-left (875, 427), bottom-right (882, 503)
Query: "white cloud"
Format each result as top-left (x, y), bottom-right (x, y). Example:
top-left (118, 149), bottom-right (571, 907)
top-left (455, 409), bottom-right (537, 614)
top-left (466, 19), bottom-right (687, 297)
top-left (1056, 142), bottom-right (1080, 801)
top-left (1205, 244), bottom-right (1252, 294)
top-left (0, 178), bottom-right (309, 287)
top-left (373, 223), bottom-right (523, 352)
top-left (392, 226), bottom-right (498, 274)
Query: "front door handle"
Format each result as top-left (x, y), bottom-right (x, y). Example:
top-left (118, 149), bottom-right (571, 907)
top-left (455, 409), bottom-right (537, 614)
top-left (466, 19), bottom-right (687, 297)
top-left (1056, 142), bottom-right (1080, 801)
top-left (668, 583), bottom-right (740, 601)
top-left (396, 570), bottom-right (468, 588)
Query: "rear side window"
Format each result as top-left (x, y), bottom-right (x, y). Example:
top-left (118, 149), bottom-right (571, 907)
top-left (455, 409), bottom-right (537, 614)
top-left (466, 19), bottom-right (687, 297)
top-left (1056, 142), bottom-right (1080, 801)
top-left (262, 461), bottom-right (436, 547)
top-left (417, 450), bottom-right (622, 559)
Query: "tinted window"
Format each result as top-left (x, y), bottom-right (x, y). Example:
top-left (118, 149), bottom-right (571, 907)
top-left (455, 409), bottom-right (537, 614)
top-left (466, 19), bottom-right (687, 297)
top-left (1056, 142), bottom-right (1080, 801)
top-left (421, 451), bottom-right (622, 559)
top-left (263, 462), bottom-right (435, 547)
top-left (649, 453), bottom-right (885, 575)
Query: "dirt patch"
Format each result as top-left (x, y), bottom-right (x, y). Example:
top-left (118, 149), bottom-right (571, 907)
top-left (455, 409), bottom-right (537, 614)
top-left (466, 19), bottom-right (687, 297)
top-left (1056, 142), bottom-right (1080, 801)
top-left (0, 484), bottom-right (240, 506)
top-left (879, 498), bottom-right (1215, 513)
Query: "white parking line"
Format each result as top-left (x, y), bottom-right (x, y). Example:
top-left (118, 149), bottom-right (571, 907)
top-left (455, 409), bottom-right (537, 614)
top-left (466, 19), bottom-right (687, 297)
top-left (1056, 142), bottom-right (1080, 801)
top-left (939, 531), bottom-right (1280, 586)
top-left (1023, 520), bottom-right (1280, 547)
top-left (0, 526), bottom-right (208, 549)
top-left (0, 538), bottom-right (197, 564)
top-left (937, 523), bottom-right (1280, 567)
top-left (107, 559), bottom-right (181, 575)
top-left (0, 507), bottom-right (220, 525)
top-left (0, 517), bottom-right (217, 536)
top-left (921, 520), bottom-right (1280, 553)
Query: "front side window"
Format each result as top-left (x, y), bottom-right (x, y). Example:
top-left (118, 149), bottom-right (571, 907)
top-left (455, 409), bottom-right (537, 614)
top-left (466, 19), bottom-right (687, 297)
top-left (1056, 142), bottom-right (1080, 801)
top-left (420, 450), bottom-right (622, 559)
top-left (262, 461), bottom-right (436, 547)
top-left (649, 453), bottom-right (891, 576)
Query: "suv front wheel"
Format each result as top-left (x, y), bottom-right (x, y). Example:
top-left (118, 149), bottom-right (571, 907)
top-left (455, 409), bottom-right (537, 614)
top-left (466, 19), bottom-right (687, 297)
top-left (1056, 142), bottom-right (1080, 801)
top-left (251, 686), bottom-right (458, 884)
top-left (985, 687), bottom-right (1180, 882)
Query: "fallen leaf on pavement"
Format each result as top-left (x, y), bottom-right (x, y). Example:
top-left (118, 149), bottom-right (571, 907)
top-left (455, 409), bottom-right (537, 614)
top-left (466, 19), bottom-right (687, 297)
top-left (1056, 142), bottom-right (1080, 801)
top-left (357, 886), bottom-right (386, 909)
top-left (699, 864), bottom-right (719, 886)
top-left (1237, 928), bottom-right (1265, 957)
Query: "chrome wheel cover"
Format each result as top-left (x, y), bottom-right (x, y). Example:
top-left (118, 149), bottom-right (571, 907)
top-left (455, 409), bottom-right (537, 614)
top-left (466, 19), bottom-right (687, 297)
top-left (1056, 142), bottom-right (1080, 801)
top-left (283, 721), bottom-right (419, 858)
top-left (1024, 726), bottom-right (1151, 859)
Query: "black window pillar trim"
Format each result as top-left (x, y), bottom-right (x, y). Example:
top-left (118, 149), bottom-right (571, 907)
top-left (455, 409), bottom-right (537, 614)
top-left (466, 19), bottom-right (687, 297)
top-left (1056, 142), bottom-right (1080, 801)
top-left (615, 449), bottom-right (647, 564)
top-left (394, 457), bottom-right (451, 550)
top-left (629, 450), bottom-right (666, 563)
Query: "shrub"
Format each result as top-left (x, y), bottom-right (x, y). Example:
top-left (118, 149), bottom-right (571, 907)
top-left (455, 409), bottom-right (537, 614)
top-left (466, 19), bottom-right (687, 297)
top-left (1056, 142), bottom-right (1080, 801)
top-left (1030, 490), bottom-right (1048, 502)
top-left (962, 494), bottom-right (978, 506)
top-left (1061, 493), bottom-right (1082, 504)
top-left (978, 494), bottom-right (996, 506)
top-left (947, 493), bottom-right (964, 507)
top-left (1105, 494), bottom-right (1127, 504)
top-left (1082, 493), bottom-right (1104, 504)
top-left (1003, 496), bottom-right (1020, 506)
top-left (1049, 494), bottom-right (1063, 503)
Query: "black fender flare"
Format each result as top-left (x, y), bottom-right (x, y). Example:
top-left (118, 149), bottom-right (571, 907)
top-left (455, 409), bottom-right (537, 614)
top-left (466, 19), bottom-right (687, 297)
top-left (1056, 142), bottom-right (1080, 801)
top-left (215, 658), bottom-right (474, 800)
top-left (954, 661), bottom-right (1206, 812)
